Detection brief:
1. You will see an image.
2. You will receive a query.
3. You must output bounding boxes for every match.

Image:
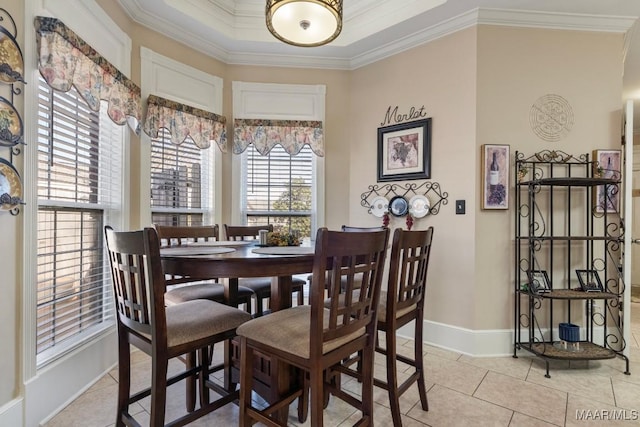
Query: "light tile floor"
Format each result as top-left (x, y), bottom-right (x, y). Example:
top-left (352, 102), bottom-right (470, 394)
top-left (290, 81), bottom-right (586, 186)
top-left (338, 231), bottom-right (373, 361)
top-left (45, 303), bottom-right (640, 426)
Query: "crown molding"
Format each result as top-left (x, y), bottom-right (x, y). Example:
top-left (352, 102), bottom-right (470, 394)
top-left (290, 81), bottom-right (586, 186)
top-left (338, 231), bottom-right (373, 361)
top-left (350, 8), bottom-right (480, 70)
top-left (118, 1), bottom-right (638, 71)
top-left (477, 8), bottom-right (637, 33)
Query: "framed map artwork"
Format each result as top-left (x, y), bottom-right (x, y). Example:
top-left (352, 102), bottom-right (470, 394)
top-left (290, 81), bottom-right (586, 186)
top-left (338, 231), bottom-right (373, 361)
top-left (377, 118), bottom-right (431, 182)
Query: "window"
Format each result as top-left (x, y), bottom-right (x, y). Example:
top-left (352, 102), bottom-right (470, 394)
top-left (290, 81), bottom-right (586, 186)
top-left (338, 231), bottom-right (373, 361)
top-left (243, 144), bottom-right (314, 240)
top-left (150, 129), bottom-right (212, 226)
top-left (36, 77), bottom-right (123, 363)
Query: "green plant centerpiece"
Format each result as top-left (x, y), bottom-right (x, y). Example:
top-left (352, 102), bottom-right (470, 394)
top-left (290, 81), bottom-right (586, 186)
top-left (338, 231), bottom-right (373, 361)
top-left (267, 231), bottom-right (301, 247)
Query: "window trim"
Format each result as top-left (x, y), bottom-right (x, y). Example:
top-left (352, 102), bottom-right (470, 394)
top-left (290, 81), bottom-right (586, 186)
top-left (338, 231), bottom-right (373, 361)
top-left (231, 82), bottom-right (325, 230)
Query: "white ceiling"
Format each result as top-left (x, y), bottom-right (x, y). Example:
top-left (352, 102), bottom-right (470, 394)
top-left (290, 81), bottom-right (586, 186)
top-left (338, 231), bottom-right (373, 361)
top-left (118, 0), bottom-right (640, 129)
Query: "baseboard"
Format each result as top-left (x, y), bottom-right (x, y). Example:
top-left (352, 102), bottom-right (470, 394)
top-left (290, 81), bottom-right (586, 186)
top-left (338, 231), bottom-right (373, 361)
top-left (0, 398), bottom-right (24, 427)
top-left (395, 320), bottom-right (613, 358)
top-left (396, 319), bottom-right (514, 357)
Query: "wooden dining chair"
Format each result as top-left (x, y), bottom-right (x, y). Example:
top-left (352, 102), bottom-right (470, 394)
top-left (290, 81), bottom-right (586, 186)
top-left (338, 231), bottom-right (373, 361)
top-left (341, 226), bottom-right (434, 427)
top-left (237, 227), bottom-right (390, 426)
top-left (104, 226), bottom-right (252, 427)
top-left (223, 224), bottom-right (306, 315)
top-left (154, 224), bottom-right (254, 313)
top-left (307, 225), bottom-right (386, 296)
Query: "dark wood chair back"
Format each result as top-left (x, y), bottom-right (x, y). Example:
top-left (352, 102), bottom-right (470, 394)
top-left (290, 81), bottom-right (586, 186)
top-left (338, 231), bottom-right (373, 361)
top-left (224, 223), bottom-right (272, 240)
top-left (341, 225), bottom-right (387, 232)
top-left (387, 226), bottom-right (434, 321)
top-left (105, 226), bottom-right (164, 342)
top-left (104, 225), bottom-right (251, 425)
top-left (312, 227), bottom-right (389, 358)
top-left (155, 224), bottom-right (219, 247)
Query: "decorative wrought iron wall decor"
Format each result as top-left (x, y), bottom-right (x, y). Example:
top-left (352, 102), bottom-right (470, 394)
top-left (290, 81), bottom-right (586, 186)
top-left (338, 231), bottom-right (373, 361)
top-left (0, 7), bottom-right (26, 215)
top-left (360, 181), bottom-right (448, 229)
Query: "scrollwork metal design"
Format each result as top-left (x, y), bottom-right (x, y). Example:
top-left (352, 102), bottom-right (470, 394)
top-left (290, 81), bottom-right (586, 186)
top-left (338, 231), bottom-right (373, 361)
top-left (360, 181), bottom-right (448, 216)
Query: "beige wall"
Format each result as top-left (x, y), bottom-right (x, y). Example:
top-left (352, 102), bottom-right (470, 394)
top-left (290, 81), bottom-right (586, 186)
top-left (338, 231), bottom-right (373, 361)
top-left (0, 0), bottom-right (24, 406)
top-left (349, 28), bottom-right (479, 329)
top-left (475, 26), bottom-right (624, 330)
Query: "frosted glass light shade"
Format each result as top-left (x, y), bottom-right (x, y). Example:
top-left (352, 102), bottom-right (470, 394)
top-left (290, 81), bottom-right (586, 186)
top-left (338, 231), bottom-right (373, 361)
top-left (266, 0), bottom-right (343, 47)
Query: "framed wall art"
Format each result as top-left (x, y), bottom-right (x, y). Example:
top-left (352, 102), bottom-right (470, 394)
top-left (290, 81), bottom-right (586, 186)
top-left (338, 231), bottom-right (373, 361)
top-left (377, 118), bottom-right (431, 182)
top-left (593, 149), bottom-right (621, 213)
top-left (526, 270), bottom-right (551, 294)
top-left (576, 269), bottom-right (603, 292)
top-left (481, 144), bottom-right (510, 210)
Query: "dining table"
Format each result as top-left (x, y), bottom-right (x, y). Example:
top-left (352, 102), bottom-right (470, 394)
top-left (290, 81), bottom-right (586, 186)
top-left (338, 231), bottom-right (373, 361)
top-left (160, 240), bottom-right (315, 421)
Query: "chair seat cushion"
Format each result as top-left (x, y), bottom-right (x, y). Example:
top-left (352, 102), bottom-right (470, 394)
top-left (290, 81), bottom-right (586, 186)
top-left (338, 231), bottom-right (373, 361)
top-left (236, 305), bottom-right (364, 359)
top-left (377, 291), bottom-right (416, 322)
top-left (165, 283), bottom-right (254, 305)
top-left (322, 290), bottom-right (416, 322)
top-left (165, 299), bottom-right (252, 348)
top-left (240, 277), bottom-right (306, 294)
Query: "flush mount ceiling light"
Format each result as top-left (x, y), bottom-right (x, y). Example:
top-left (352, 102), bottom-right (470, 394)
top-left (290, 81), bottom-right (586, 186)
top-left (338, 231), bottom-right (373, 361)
top-left (266, 0), bottom-right (343, 47)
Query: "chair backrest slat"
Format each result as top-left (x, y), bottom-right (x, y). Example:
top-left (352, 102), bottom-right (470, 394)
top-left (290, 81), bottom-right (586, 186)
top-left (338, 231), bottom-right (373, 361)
top-left (105, 226), bottom-right (166, 341)
top-left (224, 224), bottom-right (273, 241)
top-left (388, 227), bottom-right (434, 315)
top-left (154, 225), bottom-right (219, 247)
top-left (310, 228), bottom-right (389, 355)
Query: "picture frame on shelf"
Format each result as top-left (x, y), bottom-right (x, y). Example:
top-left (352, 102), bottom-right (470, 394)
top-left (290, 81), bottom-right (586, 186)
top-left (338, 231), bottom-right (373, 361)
top-left (481, 144), bottom-right (510, 210)
top-left (526, 270), bottom-right (551, 293)
top-left (576, 269), bottom-right (604, 292)
top-left (377, 118), bottom-right (431, 182)
top-left (593, 149), bottom-right (621, 214)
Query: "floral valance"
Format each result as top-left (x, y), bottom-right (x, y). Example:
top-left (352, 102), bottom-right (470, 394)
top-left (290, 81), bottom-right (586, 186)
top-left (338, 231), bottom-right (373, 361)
top-left (34, 16), bottom-right (141, 134)
top-left (142, 95), bottom-right (227, 152)
top-left (233, 119), bottom-right (324, 157)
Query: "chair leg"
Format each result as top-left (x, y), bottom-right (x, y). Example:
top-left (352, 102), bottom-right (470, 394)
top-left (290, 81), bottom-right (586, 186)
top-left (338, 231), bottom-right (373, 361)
top-left (361, 339), bottom-right (375, 426)
top-left (309, 365), bottom-right (324, 427)
top-left (386, 329), bottom-right (402, 427)
top-left (255, 294), bottom-right (264, 317)
top-left (239, 338), bottom-right (254, 427)
top-left (297, 371), bottom-right (309, 422)
top-left (199, 347), bottom-right (211, 407)
top-left (149, 355), bottom-right (169, 427)
top-left (185, 352), bottom-right (196, 412)
top-left (115, 335), bottom-right (130, 427)
top-left (415, 316), bottom-right (429, 411)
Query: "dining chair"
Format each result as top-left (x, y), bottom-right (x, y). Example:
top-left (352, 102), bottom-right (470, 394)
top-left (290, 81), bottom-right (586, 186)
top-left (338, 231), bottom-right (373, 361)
top-left (307, 225), bottom-right (386, 296)
top-left (341, 226), bottom-right (434, 427)
top-left (104, 226), bottom-right (252, 427)
top-left (237, 227), bottom-right (390, 426)
top-left (154, 224), bottom-right (254, 313)
top-left (223, 224), bottom-right (306, 315)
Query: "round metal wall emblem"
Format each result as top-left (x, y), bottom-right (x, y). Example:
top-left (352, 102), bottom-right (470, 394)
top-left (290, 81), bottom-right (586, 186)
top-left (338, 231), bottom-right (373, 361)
top-left (529, 94), bottom-right (574, 142)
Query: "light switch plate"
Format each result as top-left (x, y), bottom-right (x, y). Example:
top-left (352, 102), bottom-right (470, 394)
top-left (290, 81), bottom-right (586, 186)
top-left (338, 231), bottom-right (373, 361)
top-left (456, 200), bottom-right (465, 214)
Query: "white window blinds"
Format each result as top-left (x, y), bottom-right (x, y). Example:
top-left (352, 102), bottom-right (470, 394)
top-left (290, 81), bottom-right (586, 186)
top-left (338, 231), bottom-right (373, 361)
top-left (150, 128), bottom-right (212, 226)
top-left (243, 144), bottom-right (313, 239)
top-left (36, 77), bottom-right (122, 362)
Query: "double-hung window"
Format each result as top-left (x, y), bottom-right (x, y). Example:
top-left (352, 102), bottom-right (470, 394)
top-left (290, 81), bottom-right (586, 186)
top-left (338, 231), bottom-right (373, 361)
top-left (242, 144), bottom-right (314, 240)
top-left (36, 78), bottom-right (122, 363)
top-left (150, 129), bottom-right (212, 226)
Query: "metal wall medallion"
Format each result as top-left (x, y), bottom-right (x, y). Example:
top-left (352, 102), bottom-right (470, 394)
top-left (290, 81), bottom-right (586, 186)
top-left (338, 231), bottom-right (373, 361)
top-left (529, 94), bottom-right (574, 142)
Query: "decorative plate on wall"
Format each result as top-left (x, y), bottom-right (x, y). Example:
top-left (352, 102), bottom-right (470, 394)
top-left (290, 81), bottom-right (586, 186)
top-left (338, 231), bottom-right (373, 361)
top-left (0, 25), bottom-right (25, 84)
top-left (0, 158), bottom-right (22, 211)
top-left (369, 196), bottom-right (388, 218)
top-left (409, 194), bottom-right (430, 218)
top-left (0, 96), bottom-right (23, 146)
top-left (389, 196), bottom-right (409, 217)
